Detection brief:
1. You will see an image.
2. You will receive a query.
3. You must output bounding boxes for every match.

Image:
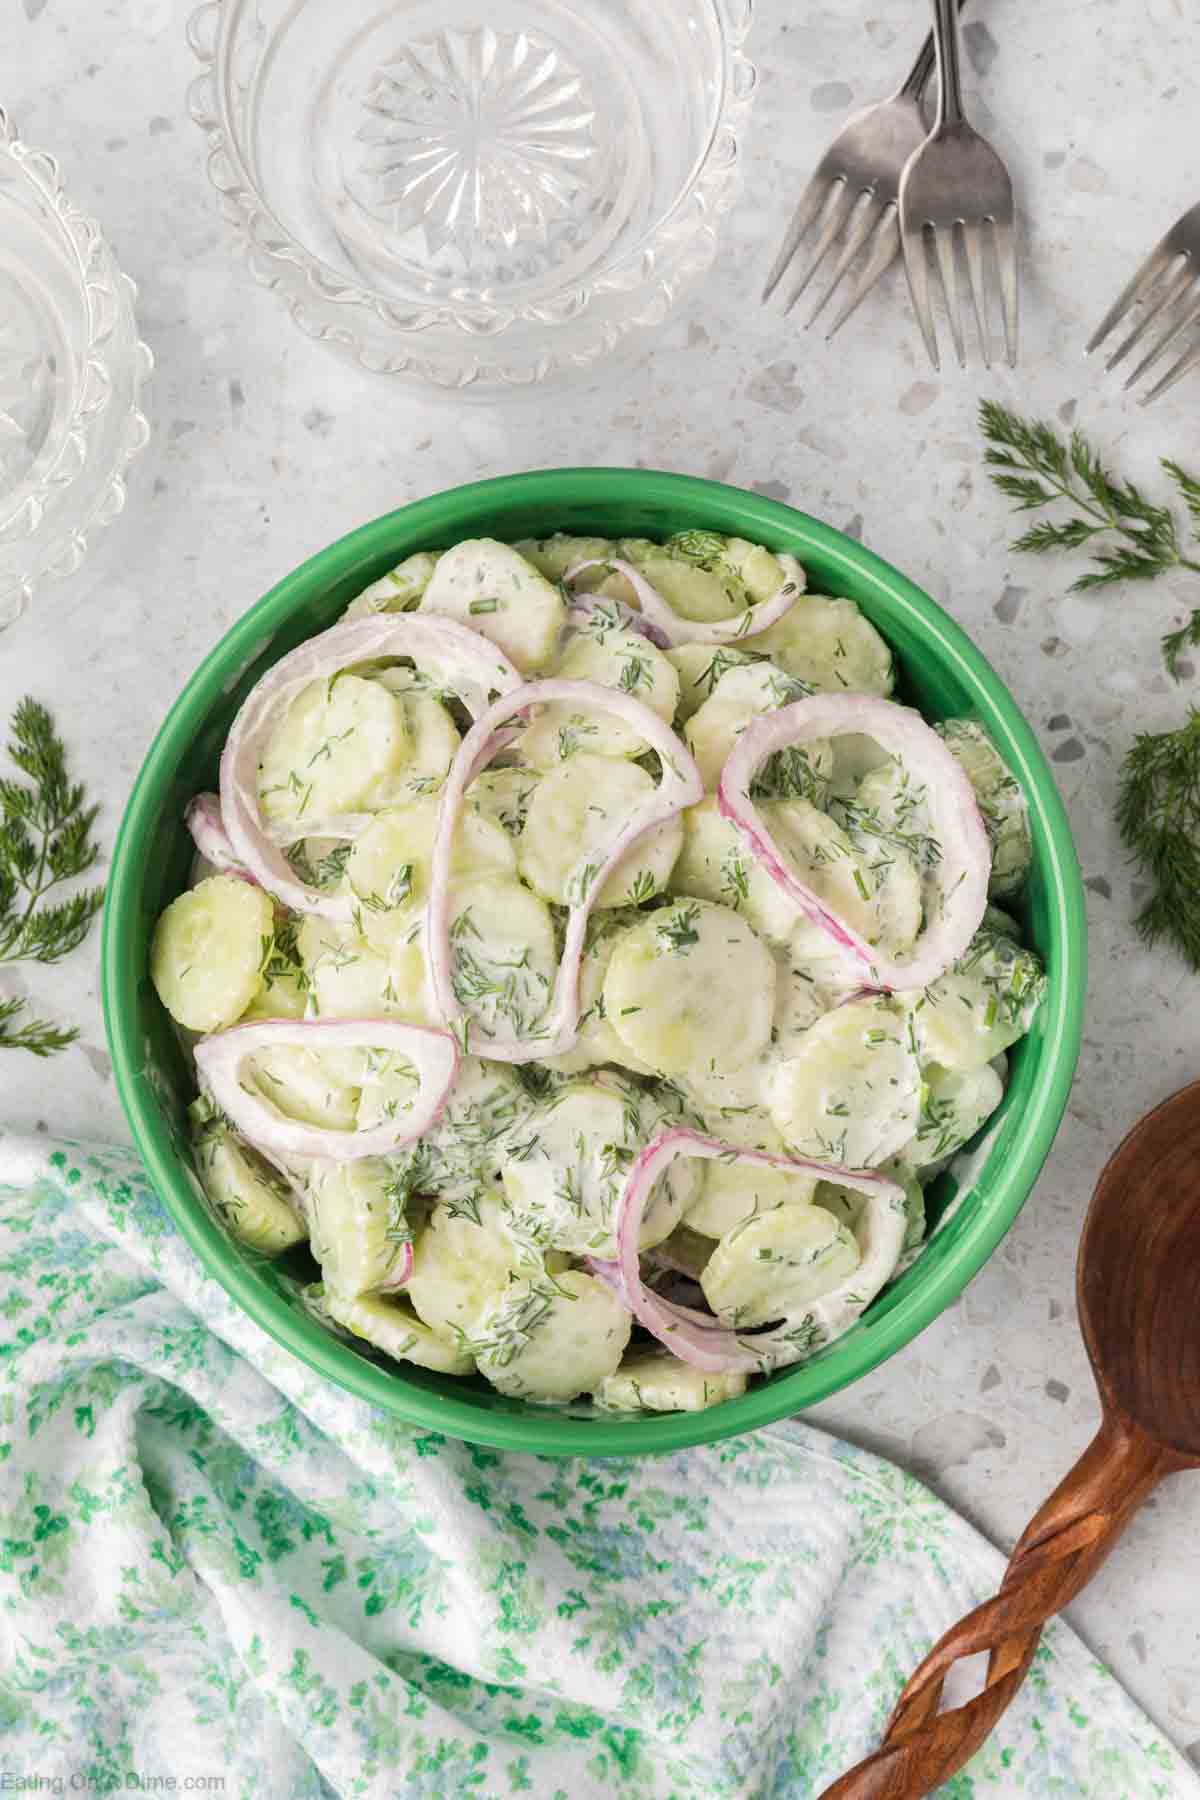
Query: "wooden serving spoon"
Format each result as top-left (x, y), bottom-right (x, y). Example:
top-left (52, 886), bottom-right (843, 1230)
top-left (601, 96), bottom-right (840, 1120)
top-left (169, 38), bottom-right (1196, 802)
top-left (822, 1080), bottom-right (1200, 1800)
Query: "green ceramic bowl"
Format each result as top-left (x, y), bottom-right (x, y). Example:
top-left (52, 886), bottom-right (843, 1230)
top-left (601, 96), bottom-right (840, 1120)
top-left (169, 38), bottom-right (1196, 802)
top-left (103, 470), bottom-right (1085, 1456)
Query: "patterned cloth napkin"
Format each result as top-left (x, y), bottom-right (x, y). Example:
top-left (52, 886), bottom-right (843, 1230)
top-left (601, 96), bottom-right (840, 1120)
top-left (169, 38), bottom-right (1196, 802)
top-left (1, 1136), bottom-right (1194, 1800)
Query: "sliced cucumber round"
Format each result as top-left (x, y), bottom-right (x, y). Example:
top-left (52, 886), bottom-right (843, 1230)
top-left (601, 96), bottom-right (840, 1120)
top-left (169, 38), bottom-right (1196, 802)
top-left (420, 538), bottom-right (565, 673)
top-left (445, 873), bottom-right (558, 1049)
top-left (604, 899), bottom-right (776, 1075)
top-left (325, 1289), bottom-right (476, 1374)
top-left (151, 875), bottom-right (275, 1033)
top-left (686, 1154), bottom-right (817, 1239)
top-left (937, 719), bottom-right (1032, 897)
top-left (518, 752), bottom-right (678, 908)
top-left (701, 1202), bottom-right (861, 1327)
top-left (521, 627), bottom-right (679, 766)
top-left (305, 1156), bottom-right (412, 1298)
top-left (905, 930), bottom-right (1045, 1072)
top-left (767, 997), bottom-right (921, 1166)
top-left (189, 1104), bottom-right (305, 1256)
top-left (751, 594), bottom-right (894, 695)
top-left (258, 674), bottom-right (409, 828)
top-left (685, 664), bottom-right (831, 794)
top-left (406, 1188), bottom-right (524, 1339)
top-left (471, 1270), bottom-right (632, 1401)
top-left (596, 1351), bottom-right (747, 1413)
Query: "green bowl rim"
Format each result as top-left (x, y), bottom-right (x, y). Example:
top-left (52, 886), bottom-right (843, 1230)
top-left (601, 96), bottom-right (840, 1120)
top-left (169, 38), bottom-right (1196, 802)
top-left (102, 469), bottom-right (1086, 1456)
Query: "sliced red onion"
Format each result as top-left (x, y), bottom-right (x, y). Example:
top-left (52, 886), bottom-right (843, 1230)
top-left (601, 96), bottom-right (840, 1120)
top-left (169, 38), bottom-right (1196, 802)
top-left (718, 695), bottom-right (990, 991)
top-left (565, 554), bottom-right (805, 649)
top-left (591, 1128), bottom-right (907, 1374)
top-left (220, 615), bottom-right (522, 921)
top-left (378, 1242), bottom-right (414, 1291)
top-left (566, 592), bottom-right (671, 650)
top-left (428, 678), bottom-right (702, 1060)
top-left (194, 1018), bottom-right (459, 1164)
top-left (186, 793), bottom-right (255, 881)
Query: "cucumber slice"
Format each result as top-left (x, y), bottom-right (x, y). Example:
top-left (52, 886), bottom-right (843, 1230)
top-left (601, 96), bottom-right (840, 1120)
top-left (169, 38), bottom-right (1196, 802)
top-left (343, 799), bottom-right (514, 928)
top-left (189, 1101), bottom-right (306, 1256)
top-left (543, 909), bottom-right (657, 1078)
top-left (406, 1188), bottom-right (525, 1339)
top-left (672, 794), bottom-right (798, 944)
top-left (905, 929), bottom-right (1045, 1072)
top-left (151, 875), bottom-right (275, 1033)
top-left (515, 534), bottom-right (613, 584)
top-left (899, 1061), bottom-right (1005, 1171)
top-left (305, 1156), bottom-right (412, 1298)
top-left (518, 752), bottom-right (681, 909)
top-left (367, 669), bottom-right (461, 801)
top-left (245, 1041), bottom-right (365, 1132)
top-left (685, 664), bottom-right (831, 794)
top-left (420, 538), bottom-right (565, 673)
top-left (499, 1077), bottom-right (686, 1258)
top-left (766, 798), bottom-right (922, 956)
top-left (387, 1058), bottom-right (530, 1221)
top-left (668, 644), bottom-right (771, 724)
top-left (604, 899), bottom-right (776, 1075)
top-left (767, 996), bottom-right (921, 1166)
top-left (324, 1290), bottom-right (476, 1374)
top-left (241, 912), bottom-right (309, 1022)
top-left (342, 552), bottom-right (439, 619)
top-left (751, 594), bottom-right (894, 695)
top-left (686, 1153), bottom-right (817, 1238)
top-left (621, 547), bottom-right (744, 624)
top-left (446, 873), bottom-right (558, 1048)
top-left (701, 1202), bottom-right (861, 1327)
top-left (469, 1269), bottom-right (632, 1401)
top-left (596, 1352), bottom-right (747, 1413)
top-left (299, 910), bottom-right (431, 1024)
top-left (258, 675), bottom-right (409, 829)
top-left (521, 628), bottom-right (679, 766)
top-left (466, 766), bottom-right (541, 839)
top-left (937, 719), bottom-right (1032, 897)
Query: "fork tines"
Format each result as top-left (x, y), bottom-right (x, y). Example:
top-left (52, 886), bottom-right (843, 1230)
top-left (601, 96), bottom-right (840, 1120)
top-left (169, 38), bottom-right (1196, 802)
top-left (903, 216), bottom-right (1018, 372)
top-left (1087, 206), bottom-right (1200, 404)
top-left (763, 175), bottom-right (901, 339)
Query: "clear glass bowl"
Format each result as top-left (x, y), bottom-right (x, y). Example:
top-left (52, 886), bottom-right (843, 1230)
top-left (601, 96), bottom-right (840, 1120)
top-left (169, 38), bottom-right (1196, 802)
top-left (186, 0), bottom-right (756, 395)
top-left (0, 109), bottom-right (152, 632)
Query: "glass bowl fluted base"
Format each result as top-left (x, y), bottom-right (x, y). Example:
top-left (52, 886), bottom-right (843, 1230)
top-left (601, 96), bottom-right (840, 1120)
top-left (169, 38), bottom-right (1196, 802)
top-left (187, 0), bottom-right (756, 395)
top-left (0, 111), bottom-right (152, 631)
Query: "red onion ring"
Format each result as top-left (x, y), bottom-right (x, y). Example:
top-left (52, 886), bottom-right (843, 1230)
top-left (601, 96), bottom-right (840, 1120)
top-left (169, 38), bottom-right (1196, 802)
top-left (378, 1242), bottom-right (414, 1291)
top-left (427, 677), bottom-right (702, 1060)
top-left (718, 695), bottom-right (990, 991)
top-left (186, 794), bottom-right (254, 881)
top-left (194, 1018), bottom-right (459, 1164)
top-left (590, 1128), bottom-right (907, 1374)
top-left (219, 614), bottom-right (522, 921)
top-left (565, 555), bottom-right (805, 648)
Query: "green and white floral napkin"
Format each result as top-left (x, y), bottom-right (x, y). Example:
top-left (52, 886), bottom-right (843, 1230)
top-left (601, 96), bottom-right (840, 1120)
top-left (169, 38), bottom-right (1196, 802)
top-left (1, 1137), bottom-right (1194, 1800)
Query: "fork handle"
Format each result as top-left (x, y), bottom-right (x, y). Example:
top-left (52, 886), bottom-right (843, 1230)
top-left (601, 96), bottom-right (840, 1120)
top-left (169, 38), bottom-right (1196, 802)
top-left (927, 0), bottom-right (967, 125)
top-left (899, 0), bottom-right (970, 103)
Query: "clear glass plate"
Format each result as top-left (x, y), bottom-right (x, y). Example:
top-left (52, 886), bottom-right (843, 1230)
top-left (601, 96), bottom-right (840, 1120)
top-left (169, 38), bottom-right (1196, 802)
top-left (187, 0), bottom-right (756, 394)
top-left (0, 109), bottom-right (152, 632)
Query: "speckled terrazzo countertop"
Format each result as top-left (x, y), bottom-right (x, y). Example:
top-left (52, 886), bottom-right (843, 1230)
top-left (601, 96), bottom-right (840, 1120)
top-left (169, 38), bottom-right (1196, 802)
top-left (3, 0), bottom-right (1199, 1769)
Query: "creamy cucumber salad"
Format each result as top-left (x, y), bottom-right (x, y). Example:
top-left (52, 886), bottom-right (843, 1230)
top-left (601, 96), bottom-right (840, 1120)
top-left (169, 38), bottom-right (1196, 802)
top-left (151, 529), bottom-right (1043, 1415)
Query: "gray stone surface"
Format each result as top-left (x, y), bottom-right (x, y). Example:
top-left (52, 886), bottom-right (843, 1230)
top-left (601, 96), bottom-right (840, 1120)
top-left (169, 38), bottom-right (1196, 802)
top-left (3, 0), bottom-right (1199, 1760)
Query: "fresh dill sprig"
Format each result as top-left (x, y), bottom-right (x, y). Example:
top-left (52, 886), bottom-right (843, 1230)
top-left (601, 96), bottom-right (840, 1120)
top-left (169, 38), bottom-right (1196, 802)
top-left (0, 699), bottom-right (104, 1056)
top-left (980, 400), bottom-right (1200, 680)
top-left (1116, 710), bottom-right (1200, 972)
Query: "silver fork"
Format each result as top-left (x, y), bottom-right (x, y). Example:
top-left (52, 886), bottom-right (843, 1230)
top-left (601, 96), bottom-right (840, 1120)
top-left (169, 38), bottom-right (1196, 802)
top-left (1086, 203), bottom-right (1200, 404)
top-left (760, 8), bottom-right (965, 338)
top-left (898, 0), bottom-right (1017, 369)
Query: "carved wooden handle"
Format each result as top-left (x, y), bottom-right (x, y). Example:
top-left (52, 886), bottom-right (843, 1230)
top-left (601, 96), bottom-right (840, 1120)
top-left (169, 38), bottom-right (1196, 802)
top-left (820, 1417), bottom-right (1182, 1800)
